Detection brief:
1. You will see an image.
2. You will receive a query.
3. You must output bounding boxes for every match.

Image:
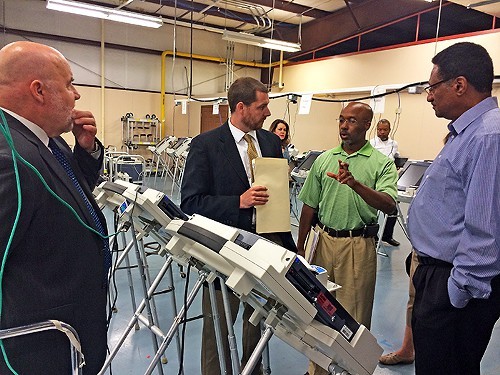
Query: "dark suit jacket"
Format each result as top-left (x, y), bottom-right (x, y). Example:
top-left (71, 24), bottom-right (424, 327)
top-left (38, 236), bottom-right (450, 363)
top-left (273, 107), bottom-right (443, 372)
top-left (181, 121), bottom-right (296, 252)
top-left (0, 113), bottom-right (107, 374)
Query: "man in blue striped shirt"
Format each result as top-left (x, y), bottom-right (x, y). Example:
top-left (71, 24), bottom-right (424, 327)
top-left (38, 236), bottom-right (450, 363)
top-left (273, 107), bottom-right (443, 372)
top-left (408, 42), bottom-right (500, 375)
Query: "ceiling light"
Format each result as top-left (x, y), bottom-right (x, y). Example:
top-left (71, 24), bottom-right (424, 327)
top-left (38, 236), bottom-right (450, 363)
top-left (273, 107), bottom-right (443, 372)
top-left (46, 0), bottom-right (163, 29)
top-left (222, 30), bottom-right (301, 53)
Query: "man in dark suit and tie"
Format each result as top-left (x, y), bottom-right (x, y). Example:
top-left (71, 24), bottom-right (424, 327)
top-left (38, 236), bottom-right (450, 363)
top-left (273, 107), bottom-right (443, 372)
top-left (181, 77), bottom-right (296, 374)
top-left (0, 41), bottom-right (108, 374)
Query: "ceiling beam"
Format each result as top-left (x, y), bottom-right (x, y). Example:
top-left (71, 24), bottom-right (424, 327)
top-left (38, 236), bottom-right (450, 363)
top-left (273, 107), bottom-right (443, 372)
top-left (278, 0), bottom-right (441, 55)
top-left (136, 0), bottom-right (298, 28)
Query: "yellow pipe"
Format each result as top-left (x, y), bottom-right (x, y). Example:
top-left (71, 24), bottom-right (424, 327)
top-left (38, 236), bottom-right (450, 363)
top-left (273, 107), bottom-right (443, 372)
top-left (161, 50), bottom-right (289, 135)
top-left (161, 51), bottom-right (166, 138)
top-left (278, 50), bottom-right (284, 89)
top-left (163, 50), bottom-right (286, 68)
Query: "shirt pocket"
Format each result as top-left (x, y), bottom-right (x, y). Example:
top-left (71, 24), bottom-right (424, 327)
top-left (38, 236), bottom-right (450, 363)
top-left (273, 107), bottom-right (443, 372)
top-left (424, 163), bottom-right (448, 202)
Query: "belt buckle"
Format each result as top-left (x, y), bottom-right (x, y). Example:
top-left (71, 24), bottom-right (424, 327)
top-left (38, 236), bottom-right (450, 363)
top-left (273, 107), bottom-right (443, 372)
top-left (349, 230), bottom-right (353, 237)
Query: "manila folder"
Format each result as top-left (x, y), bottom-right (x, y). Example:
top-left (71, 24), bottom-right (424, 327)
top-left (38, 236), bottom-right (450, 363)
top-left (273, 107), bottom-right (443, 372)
top-left (253, 157), bottom-right (291, 233)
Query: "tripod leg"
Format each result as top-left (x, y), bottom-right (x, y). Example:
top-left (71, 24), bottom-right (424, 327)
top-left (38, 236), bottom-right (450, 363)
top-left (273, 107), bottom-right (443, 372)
top-left (220, 277), bottom-right (241, 374)
top-left (376, 212), bottom-right (389, 257)
top-left (241, 326), bottom-right (274, 375)
top-left (208, 281), bottom-right (229, 375)
top-left (143, 272), bottom-right (208, 375)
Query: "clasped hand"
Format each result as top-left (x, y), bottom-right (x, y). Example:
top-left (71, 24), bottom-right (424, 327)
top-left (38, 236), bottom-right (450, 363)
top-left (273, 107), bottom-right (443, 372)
top-left (327, 159), bottom-right (357, 188)
top-left (72, 109), bottom-right (97, 153)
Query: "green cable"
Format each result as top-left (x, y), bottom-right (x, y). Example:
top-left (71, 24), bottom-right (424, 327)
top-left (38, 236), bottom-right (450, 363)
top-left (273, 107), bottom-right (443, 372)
top-left (10, 145), bottom-right (110, 238)
top-left (1, 115), bottom-right (112, 238)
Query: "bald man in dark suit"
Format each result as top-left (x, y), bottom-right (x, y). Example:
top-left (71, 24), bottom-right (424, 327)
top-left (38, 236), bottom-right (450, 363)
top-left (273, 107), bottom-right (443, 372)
top-left (0, 41), bottom-right (108, 374)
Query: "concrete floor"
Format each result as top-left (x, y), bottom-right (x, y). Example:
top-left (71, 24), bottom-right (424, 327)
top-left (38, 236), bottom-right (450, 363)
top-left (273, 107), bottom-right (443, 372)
top-left (100, 176), bottom-right (499, 375)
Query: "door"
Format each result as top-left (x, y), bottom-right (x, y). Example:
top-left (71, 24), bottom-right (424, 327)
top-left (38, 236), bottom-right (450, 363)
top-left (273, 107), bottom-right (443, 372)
top-left (200, 105), bottom-right (229, 134)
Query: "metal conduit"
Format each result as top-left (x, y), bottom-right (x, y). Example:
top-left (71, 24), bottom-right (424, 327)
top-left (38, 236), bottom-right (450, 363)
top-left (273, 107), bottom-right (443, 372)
top-left (160, 50), bottom-right (288, 134)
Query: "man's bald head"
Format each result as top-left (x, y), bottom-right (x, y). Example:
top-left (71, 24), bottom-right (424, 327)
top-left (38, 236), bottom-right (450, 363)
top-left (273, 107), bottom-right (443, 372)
top-left (0, 41), bottom-right (67, 88)
top-left (344, 101), bottom-right (374, 124)
top-left (0, 41), bottom-right (80, 136)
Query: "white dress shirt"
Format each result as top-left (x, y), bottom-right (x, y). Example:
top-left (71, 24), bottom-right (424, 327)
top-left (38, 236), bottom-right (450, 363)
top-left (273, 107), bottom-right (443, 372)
top-left (370, 136), bottom-right (399, 160)
top-left (228, 119), bottom-right (262, 184)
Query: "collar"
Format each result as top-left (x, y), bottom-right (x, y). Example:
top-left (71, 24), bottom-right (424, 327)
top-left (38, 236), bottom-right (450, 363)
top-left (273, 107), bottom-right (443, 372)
top-left (331, 140), bottom-right (373, 157)
top-left (374, 136), bottom-right (391, 143)
top-left (448, 96), bottom-right (498, 136)
top-left (1, 107), bottom-right (50, 147)
top-left (228, 118), bottom-right (258, 143)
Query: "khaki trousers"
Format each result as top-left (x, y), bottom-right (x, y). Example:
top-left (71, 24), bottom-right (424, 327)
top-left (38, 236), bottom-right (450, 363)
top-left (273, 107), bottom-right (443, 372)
top-left (308, 227), bottom-right (377, 375)
top-left (406, 250), bottom-right (418, 325)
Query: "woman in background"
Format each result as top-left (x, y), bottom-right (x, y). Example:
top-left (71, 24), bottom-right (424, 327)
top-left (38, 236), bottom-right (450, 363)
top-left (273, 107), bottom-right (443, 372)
top-left (269, 119), bottom-right (291, 160)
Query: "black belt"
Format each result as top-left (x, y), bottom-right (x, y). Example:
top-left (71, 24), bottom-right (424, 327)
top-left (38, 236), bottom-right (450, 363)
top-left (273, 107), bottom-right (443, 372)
top-left (417, 255), bottom-right (452, 267)
top-left (319, 223), bottom-right (378, 238)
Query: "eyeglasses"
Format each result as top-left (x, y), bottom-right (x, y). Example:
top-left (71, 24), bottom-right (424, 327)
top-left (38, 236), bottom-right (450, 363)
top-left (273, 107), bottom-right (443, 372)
top-left (337, 117), bottom-right (358, 125)
top-left (424, 78), bottom-right (452, 94)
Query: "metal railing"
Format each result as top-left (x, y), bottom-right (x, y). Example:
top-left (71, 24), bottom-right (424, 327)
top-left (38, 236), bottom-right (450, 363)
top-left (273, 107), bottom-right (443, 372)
top-left (0, 320), bottom-right (84, 375)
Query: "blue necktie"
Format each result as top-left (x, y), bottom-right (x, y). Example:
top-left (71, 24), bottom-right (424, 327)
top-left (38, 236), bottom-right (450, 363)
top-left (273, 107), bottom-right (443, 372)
top-left (48, 138), bottom-right (111, 283)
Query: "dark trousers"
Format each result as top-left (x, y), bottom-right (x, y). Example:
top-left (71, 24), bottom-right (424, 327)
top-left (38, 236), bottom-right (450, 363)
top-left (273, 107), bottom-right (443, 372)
top-left (412, 262), bottom-right (500, 375)
top-left (382, 216), bottom-right (397, 240)
top-left (201, 286), bottom-right (262, 375)
top-left (200, 232), bottom-right (284, 375)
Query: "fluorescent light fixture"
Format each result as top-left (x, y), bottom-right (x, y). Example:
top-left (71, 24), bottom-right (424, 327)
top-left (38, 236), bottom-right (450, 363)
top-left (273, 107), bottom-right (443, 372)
top-left (46, 0), bottom-right (163, 28)
top-left (222, 30), bottom-right (301, 53)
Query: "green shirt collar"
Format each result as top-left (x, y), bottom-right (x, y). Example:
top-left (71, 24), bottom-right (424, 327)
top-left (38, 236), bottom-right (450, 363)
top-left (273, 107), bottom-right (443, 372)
top-left (332, 140), bottom-right (373, 158)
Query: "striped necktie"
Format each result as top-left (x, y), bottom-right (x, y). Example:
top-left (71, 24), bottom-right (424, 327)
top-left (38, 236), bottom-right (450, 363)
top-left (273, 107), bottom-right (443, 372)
top-left (48, 138), bottom-right (111, 283)
top-left (243, 133), bottom-right (258, 182)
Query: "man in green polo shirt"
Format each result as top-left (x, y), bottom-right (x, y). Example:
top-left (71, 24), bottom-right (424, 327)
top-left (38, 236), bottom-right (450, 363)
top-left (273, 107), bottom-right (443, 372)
top-left (297, 101), bottom-right (398, 375)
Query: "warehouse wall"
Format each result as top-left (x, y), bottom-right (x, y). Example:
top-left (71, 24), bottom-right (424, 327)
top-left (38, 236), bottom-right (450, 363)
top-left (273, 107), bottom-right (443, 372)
top-left (270, 32), bottom-right (500, 160)
top-left (53, 32), bottom-right (500, 159)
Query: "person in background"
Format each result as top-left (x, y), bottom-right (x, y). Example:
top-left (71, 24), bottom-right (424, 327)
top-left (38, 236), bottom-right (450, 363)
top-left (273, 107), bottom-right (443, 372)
top-left (297, 101), bottom-right (398, 375)
top-left (0, 41), bottom-right (108, 374)
top-left (408, 42), bottom-right (500, 375)
top-left (370, 118), bottom-right (399, 160)
top-left (181, 77), bottom-right (296, 375)
top-left (269, 118), bottom-right (291, 161)
top-left (370, 119), bottom-right (400, 246)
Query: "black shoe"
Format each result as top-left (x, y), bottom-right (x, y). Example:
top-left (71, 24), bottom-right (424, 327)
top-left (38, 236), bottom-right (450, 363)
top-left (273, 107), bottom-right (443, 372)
top-left (382, 238), bottom-right (400, 247)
